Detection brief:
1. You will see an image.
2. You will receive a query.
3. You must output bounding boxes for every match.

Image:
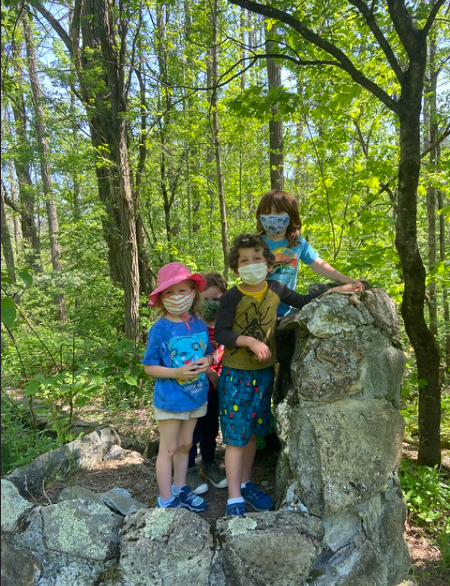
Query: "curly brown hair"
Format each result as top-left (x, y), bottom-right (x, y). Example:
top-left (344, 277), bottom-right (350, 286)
top-left (228, 234), bottom-right (275, 271)
top-left (256, 189), bottom-right (302, 248)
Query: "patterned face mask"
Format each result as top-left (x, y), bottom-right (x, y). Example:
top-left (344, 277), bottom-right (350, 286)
top-left (259, 213), bottom-right (290, 236)
top-left (198, 299), bottom-right (221, 322)
top-left (161, 292), bottom-right (194, 315)
top-left (238, 263), bottom-right (268, 286)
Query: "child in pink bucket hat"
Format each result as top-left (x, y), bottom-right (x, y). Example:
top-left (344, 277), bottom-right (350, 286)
top-left (148, 262), bottom-right (207, 306)
top-left (142, 261), bottom-right (213, 512)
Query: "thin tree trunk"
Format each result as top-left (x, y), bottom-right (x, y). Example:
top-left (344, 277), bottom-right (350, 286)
top-left (69, 90), bottom-right (81, 221)
top-left (424, 31), bottom-right (438, 335)
top-left (211, 0), bottom-right (229, 277)
top-left (23, 13), bottom-right (67, 323)
top-left (1, 182), bottom-right (16, 282)
top-left (266, 25), bottom-right (284, 189)
top-left (134, 44), bottom-right (154, 294)
top-left (206, 57), bottom-right (216, 254)
top-left (6, 160), bottom-right (22, 252)
top-left (240, 9), bottom-right (246, 90)
top-left (438, 184), bottom-right (450, 378)
top-left (9, 38), bottom-right (41, 269)
top-left (295, 79), bottom-right (304, 192)
top-left (156, 5), bottom-right (175, 254)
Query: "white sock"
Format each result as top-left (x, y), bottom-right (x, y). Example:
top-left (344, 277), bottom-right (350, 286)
top-left (158, 495), bottom-right (176, 507)
top-left (227, 497), bottom-right (245, 505)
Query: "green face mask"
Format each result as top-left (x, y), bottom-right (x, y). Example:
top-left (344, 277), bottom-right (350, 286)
top-left (198, 299), bottom-right (221, 322)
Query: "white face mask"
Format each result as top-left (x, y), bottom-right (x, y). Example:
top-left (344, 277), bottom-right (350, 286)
top-left (162, 292), bottom-right (194, 315)
top-left (238, 263), bottom-right (268, 286)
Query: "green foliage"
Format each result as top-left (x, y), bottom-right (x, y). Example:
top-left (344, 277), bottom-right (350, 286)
top-left (1, 333), bottom-right (152, 474)
top-left (400, 459), bottom-right (450, 558)
top-left (1, 392), bottom-right (60, 475)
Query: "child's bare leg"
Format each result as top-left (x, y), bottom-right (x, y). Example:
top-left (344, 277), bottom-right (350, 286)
top-left (173, 418), bottom-right (197, 487)
top-left (156, 419), bottom-right (182, 499)
top-left (225, 444), bottom-right (245, 499)
top-left (242, 434), bottom-right (257, 484)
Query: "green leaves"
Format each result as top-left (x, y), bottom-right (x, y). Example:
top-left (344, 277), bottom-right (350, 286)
top-left (1, 297), bottom-right (16, 327)
top-left (227, 85), bottom-right (301, 119)
top-left (400, 459), bottom-right (450, 535)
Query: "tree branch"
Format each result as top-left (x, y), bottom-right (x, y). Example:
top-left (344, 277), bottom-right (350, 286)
top-left (29, 1), bottom-right (73, 54)
top-left (386, 0), bottom-right (420, 57)
top-left (1, 180), bottom-right (21, 213)
top-left (420, 124), bottom-right (450, 160)
top-left (348, 0), bottom-right (403, 82)
top-left (229, 0), bottom-right (400, 114)
top-left (422, 0), bottom-right (446, 37)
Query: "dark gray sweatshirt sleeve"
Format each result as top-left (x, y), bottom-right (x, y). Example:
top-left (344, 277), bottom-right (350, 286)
top-left (214, 288), bottom-right (242, 348)
top-left (270, 280), bottom-right (322, 309)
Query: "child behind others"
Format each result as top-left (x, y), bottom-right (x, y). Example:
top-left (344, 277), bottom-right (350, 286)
top-left (187, 272), bottom-right (228, 494)
top-left (142, 262), bottom-right (213, 512)
top-left (214, 234), bottom-right (362, 516)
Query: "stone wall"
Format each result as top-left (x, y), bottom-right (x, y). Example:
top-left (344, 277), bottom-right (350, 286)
top-left (1, 288), bottom-right (410, 586)
top-left (275, 288), bottom-right (410, 585)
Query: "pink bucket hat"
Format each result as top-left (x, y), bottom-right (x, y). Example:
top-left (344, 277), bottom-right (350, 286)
top-left (148, 262), bottom-right (206, 306)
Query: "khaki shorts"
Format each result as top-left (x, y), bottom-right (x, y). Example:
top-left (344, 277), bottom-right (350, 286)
top-left (154, 403), bottom-right (208, 421)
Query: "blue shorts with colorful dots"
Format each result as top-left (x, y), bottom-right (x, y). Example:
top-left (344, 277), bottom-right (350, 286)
top-left (218, 366), bottom-right (274, 447)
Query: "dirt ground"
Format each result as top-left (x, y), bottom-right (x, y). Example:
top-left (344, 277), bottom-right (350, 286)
top-left (37, 407), bottom-right (449, 586)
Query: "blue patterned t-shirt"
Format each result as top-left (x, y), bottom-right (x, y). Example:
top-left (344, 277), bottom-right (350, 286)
top-left (142, 315), bottom-right (213, 412)
top-left (263, 235), bottom-right (319, 317)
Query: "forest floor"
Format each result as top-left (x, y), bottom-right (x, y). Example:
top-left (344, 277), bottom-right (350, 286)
top-left (37, 405), bottom-right (449, 586)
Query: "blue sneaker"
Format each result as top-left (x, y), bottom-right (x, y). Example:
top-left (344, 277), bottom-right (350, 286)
top-left (156, 496), bottom-right (182, 509)
top-left (176, 485), bottom-right (207, 512)
top-left (241, 482), bottom-right (274, 511)
top-left (226, 500), bottom-right (246, 517)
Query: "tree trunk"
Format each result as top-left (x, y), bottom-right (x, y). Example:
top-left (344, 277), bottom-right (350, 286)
top-left (211, 0), bottom-right (229, 277)
top-left (438, 185), bottom-right (450, 378)
top-left (23, 13), bottom-right (67, 323)
top-left (134, 43), bottom-right (155, 294)
top-left (295, 79), bottom-right (304, 192)
top-left (1, 182), bottom-right (16, 282)
top-left (32, 0), bottom-right (150, 329)
top-left (84, 0), bottom-right (140, 341)
top-left (396, 70), bottom-right (441, 466)
top-left (424, 31), bottom-right (438, 335)
top-left (69, 89), bottom-right (82, 221)
top-left (9, 39), bottom-right (41, 269)
top-left (266, 26), bottom-right (284, 189)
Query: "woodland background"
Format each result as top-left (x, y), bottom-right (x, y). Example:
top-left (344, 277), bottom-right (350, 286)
top-left (1, 0), bottom-right (449, 573)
